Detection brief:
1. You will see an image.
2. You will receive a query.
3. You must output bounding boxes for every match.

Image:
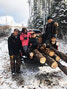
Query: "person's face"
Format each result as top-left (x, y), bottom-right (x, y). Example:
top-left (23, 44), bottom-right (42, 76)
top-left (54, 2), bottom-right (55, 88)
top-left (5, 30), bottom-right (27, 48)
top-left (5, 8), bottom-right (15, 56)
top-left (14, 31), bottom-right (19, 36)
top-left (48, 19), bottom-right (53, 23)
top-left (24, 29), bottom-right (27, 33)
top-left (32, 34), bottom-right (36, 38)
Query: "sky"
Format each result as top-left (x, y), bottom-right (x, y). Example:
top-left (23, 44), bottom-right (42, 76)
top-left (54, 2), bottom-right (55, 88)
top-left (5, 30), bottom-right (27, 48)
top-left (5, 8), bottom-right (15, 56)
top-left (0, 0), bottom-right (29, 26)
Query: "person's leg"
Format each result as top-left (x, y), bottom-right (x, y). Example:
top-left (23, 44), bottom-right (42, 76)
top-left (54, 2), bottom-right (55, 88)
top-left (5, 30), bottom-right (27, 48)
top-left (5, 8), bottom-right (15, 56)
top-left (10, 56), bottom-right (15, 74)
top-left (42, 33), bottom-right (47, 43)
top-left (15, 54), bottom-right (21, 73)
top-left (23, 46), bottom-right (28, 55)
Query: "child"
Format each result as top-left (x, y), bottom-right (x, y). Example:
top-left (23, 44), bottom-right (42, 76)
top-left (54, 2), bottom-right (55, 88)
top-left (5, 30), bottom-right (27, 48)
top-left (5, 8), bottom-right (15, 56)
top-left (28, 33), bottom-right (39, 60)
top-left (20, 28), bottom-right (31, 57)
top-left (29, 33), bottom-right (39, 50)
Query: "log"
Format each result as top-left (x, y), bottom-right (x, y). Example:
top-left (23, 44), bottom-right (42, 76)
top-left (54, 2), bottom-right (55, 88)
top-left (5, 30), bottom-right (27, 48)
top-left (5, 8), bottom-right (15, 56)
top-left (40, 47), bottom-right (55, 57)
top-left (50, 47), bottom-right (67, 63)
top-left (52, 54), bottom-right (61, 61)
top-left (29, 52), bottom-right (34, 59)
top-left (34, 49), bottom-right (46, 64)
top-left (44, 55), bottom-right (58, 69)
top-left (57, 61), bottom-right (67, 75)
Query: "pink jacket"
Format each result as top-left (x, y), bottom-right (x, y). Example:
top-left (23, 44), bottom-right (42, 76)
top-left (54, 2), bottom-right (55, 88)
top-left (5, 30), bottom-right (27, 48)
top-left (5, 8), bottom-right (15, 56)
top-left (20, 32), bottom-right (31, 47)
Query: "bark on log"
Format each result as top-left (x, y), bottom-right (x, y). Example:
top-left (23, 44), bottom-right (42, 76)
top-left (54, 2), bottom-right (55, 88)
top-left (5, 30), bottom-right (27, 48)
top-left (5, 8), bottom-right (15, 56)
top-left (50, 47), bottom-right (67, 63)
top-left (40, 47), bottom-right (55, 57)
top-left (34, 49), bottom-right (46, 64)
top-left (44, 55), bottom-right (58, 69)
top-left (57, 61), bottom-right (67, 75)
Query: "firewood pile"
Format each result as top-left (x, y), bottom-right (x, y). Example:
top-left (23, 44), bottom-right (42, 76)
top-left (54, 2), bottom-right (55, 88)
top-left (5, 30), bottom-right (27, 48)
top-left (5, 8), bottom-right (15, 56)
top-left (28, 37), bottom-right (67, 75)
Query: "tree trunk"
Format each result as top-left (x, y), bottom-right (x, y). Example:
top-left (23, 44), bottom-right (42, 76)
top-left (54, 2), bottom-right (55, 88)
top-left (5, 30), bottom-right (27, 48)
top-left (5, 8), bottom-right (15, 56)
top-left (44, 55), bottom-right (58, 69)
top-left (34, 49), bottom-right (46, 64)
top-left (40, 47), bottom-right (55, 57)
top-left (50, 47), bottom-right (67, 63)
top-left (57, 61), bottom-right (67, 75)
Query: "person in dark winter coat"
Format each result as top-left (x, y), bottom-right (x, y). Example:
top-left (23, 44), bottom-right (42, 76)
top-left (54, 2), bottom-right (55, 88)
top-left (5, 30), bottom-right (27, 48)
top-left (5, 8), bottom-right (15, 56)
top-left (27, 33), bottom-right (39, 60)
top-left (29, 33), bottom-right (39, 50)
top-left (42, 16), bottom-right (58, 45)
top-left (8, 29), bottom-right (22, 75)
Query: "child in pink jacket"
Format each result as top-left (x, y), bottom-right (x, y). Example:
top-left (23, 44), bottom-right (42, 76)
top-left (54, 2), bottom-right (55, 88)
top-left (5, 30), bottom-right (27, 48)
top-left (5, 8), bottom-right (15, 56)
top-left (20, 28), bottom-right (31, 56)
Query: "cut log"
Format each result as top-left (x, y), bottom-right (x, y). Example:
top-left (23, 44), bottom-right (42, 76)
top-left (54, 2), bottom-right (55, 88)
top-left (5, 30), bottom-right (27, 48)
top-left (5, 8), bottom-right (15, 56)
top-left (34, 49), bottom-right (46, 64)
top-left (29, 52), bottom-right (34, 59)
top-left (40, 47), bottom-right (55, 57)
top-left (57, 61), bottom-right (67, 75)
top-left (44, 55), bottom-right (58, 69)
top-left (50, 47), bottom-right (67, 63)
top-left (52, 54), bottom-right (61, 61)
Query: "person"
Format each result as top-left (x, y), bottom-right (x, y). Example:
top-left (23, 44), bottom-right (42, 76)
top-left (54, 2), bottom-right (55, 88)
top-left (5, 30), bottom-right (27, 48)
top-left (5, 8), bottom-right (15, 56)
top-left (20, 28), bottom-right (31, 57)
top-left (42, 16), bottom-right (59, 49)
top-left (29, 33), bottom-right (39, 50)
top-left (8, 29), bottom-right (22, 75)
top-left (27, 33), bottom-right (39, 60)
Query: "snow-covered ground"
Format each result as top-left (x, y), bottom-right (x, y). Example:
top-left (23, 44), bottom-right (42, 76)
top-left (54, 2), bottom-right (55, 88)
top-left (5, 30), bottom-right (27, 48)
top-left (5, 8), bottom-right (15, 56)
top-left (0, 36), bottom-right (67, 89)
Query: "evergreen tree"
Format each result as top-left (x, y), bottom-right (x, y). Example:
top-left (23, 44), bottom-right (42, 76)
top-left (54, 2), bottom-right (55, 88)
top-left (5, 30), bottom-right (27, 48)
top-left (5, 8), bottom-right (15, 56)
top-left (50, 0), bottom-right (67, 38)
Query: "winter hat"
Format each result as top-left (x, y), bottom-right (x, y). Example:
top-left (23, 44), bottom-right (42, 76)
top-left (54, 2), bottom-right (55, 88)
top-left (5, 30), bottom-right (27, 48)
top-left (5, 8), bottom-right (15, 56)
top-left (47, 16), bottom-right (52, 20)
top-left (14, 29), bottom-right (19, 32)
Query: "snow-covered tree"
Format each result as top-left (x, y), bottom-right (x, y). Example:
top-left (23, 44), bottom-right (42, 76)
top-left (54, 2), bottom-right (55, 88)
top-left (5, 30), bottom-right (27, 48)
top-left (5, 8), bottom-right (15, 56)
top-left (50, 0), bottom-right (67, 38)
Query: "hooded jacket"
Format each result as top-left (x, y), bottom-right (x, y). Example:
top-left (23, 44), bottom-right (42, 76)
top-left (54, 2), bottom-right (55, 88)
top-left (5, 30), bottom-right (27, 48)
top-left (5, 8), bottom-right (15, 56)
top-left (20, 32), bottom-right (31, 47)
top-left (8, 33), bottom-right (22, 56)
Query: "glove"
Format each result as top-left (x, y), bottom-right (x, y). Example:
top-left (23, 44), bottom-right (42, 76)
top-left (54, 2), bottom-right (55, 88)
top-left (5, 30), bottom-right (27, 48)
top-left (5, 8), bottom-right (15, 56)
top-left (24, 37), bottom-right (27, 40)
top-left (30, 43), bottom-right (32, 46)
top-left (10, 55), bottom-right (14, 59)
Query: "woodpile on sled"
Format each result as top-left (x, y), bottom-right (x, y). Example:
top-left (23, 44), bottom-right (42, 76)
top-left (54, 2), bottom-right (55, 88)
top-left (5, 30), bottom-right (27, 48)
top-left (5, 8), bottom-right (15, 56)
top-left (28, 42), bottom-right (67, 75)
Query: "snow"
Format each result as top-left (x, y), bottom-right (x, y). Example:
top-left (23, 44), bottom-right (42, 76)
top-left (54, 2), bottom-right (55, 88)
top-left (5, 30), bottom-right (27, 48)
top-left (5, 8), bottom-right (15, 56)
top-left (0, 16), bottom-right (22, 26)
top-left (0, 36), bottom-right (67, 89)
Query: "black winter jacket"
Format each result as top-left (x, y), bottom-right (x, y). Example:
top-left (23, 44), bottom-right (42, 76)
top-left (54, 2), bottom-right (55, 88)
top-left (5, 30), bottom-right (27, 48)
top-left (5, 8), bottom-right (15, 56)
top-left (29, 38), bottom-right (39, 49)
top-left (42, 21), bottom-right (58, 43)
top-left (8, 34), bottom-right (22, 56)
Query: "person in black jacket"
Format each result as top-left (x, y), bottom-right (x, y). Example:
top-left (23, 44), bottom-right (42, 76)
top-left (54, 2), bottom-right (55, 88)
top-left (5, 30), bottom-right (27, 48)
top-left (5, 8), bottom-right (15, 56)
top-left (8, 29), bottom-right (22, 75)
top-left (29, 33), bottom-right (39, 50)
top-left (27, 33), bottom-right (39, 60)
top-left (42, 16), bottom-right (58, 45)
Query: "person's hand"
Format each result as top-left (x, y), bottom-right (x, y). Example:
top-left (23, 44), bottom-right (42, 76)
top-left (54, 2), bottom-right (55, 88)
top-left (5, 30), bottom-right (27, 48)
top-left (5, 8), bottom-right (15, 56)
top-left (10, 55), bottom-right (14, 59)
top-left (30, 43), bottom-right (32, 46)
